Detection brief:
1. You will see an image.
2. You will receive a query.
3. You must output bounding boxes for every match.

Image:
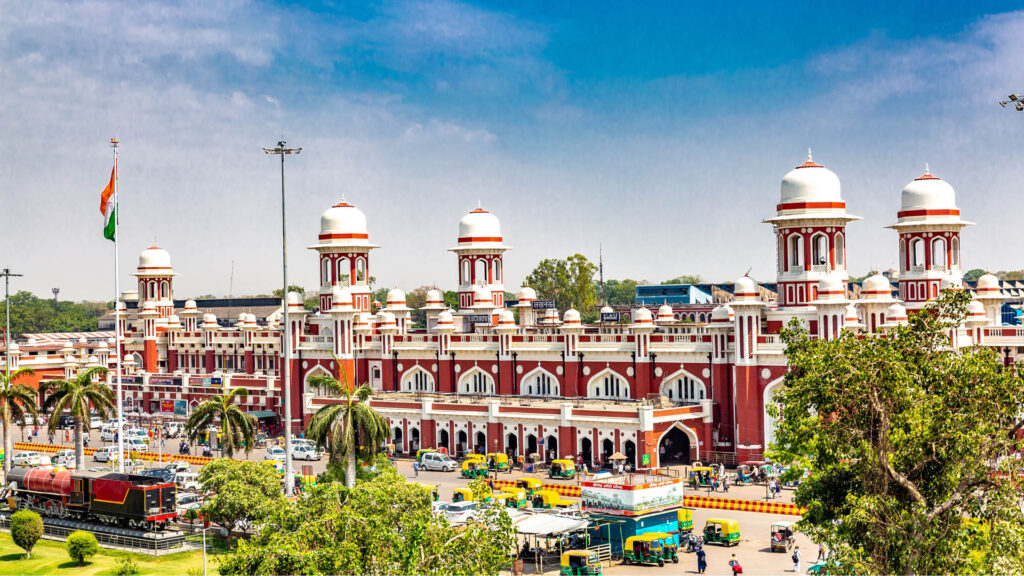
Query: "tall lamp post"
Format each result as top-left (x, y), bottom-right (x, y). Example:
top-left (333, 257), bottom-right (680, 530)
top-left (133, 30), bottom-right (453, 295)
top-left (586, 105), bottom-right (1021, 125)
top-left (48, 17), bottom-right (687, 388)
top-left (263, 140), bottom-right (301, 495)
top-left (2, 269), bottom-right (23, 390)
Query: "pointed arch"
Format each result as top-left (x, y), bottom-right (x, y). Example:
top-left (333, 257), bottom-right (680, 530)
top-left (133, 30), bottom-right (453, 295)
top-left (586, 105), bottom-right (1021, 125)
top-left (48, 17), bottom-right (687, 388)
top-left (586, 368), bottom-right (630, 399)
top-left (763, 377), bottom-right (786, 449)
top-left (458, 366), bottom-right (494, 395)
top-left (655, 421), bottom-right (700, 467)
top-left (401, 365), bottom-right (435, 392)
top-left (304, 364), bottom-right (334, 395)
top-left (659, 368), bottom-right (706, 404)
top-left (521, 367), bottom-right (560, 397)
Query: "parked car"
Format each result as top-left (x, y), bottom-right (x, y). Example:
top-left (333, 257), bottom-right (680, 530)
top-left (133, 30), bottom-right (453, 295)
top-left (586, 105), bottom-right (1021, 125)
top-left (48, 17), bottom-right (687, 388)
top-left (89, 415), bottom-right (104, 430)
top-left (293, 445), bottom-right (321, 461)
top-left (124, 438), bottom-right (148, 453)
top-left (166, 460), bottom-right (191, 473)
top-left (445, 501), bottom-right (479, 524)
top-left (92, 447), bottom-right (118, 462)
top-left (176, 492), bottom-right (203, 512)
top-left (431, 501), bottom-right (451, 517)
top-left (140, 467), bottom-right (176, 483)
top-left (175, 472), bottom-right (201, 492)
top-left (12, 451), bottom-right (51, 467)
top-left (52, 449), bottom-right (76, 468)
top-left (56, 414), bottom-right (76, 430)
top-left (421, 452), bottom-right (458, 472)
top-left (100, 426), bottom-right (119, 442)
top-left (126, 428), bottom-right (151, 443)
top-left (264, 446), bottom-right (286, 461)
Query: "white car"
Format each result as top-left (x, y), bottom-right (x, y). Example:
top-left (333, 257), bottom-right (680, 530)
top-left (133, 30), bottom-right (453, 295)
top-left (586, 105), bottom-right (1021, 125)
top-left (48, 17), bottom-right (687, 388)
top-left (12, 451), bottom-right (51, 467)
top-left (264, 446), bottom-right (286, 461)
top-left (100, 426), bottom-right (119, 442)
top-left (93, 447), bottom-right (118, 462)
top-left (166, 460), bottom-right (191, 473)
top-left (126, 429), bottom-right (150, 443)
top-left (420, 452), bottom-right (457, 472)
top-left (293, 445), bottom-right (321, 461)
top-left (176, 492), bottom-right (203, 512)
top-left (125, 438), bottom-right (148, 452)
top-left (89, 415), bottom-right (104, 430)
top-left (175, 472), bottom-right (201, 492)
top-left (445, 501), bottom-right (479, 524)
top-left (53, 449), bottom-right (76, 468)
top-left (431, 501), bottom-right (451, 516)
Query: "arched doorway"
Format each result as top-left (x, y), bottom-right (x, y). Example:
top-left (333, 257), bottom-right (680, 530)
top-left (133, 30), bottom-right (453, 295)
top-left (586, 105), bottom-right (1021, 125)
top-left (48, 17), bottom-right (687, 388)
top-left (393, 427), bottom-right (404, 454)
top-left (601, 439), bottom-right (614, 466)
top-left (545, 435), bottom-right (558, 461)
top-left (580, 438), bottom-right (593, 465)
top-left (624, 440), bottom-right (636, 470)
top-left (658, 425), bottom-right (692, 466)
top-left (764, 378), bottom-right (785, 449)
top-left (410, 428), bottom-right (420, 452)
top-left (526, 434), bottom-right (538, 458)
top-left (457, 430), bottom-right (468, 457)
top-left (439, 429), bottom-right (450, 451)
top-left (475, 431), bottom-right (486, 454)
top-left (506, 433), bottom-right (518, 458)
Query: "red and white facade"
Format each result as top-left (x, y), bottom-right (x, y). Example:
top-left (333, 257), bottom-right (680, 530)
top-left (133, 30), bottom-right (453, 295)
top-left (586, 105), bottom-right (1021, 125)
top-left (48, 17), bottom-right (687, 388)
top-left (1, 156), bottom-right (1014, 468)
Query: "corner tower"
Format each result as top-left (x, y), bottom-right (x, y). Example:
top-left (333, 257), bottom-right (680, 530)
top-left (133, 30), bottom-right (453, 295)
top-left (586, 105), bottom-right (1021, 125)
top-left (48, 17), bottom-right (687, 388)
top-left (309, 197), bottom-right (379, 313)
top-left (450, 205), bottom-right (510, 310)
top-left (135, 246), bottom-right (175, 318)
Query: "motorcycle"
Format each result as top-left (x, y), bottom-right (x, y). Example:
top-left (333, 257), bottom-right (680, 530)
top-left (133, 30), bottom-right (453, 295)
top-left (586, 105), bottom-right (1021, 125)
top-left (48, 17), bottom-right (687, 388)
top-left (686, 533), bottom-right (705, 553)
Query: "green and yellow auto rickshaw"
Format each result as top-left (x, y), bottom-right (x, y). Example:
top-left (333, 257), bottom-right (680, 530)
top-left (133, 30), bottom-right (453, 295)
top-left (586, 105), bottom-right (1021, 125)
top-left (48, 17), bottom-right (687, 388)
top-left (560, 550), bottom-right (602, 575)
top-left (688, 466), bottom-right (716, 488)
top-left (498, 487), bottom-right (529, 509)
top-left (532, 489), bottom-right (577, 509)
top-left (678, 508), bottom-right (694, 534)
top-left (417, 483), bottom-right (439, 502)
top-left (548, 459), bottom-right (577, 480)
top-left (656, 532), bottom-right (679, 563)
top-left (517, 477), bottom-right (544, 495)
top-left (703, 518), bottom-right (740, 546)
top-left (622, 533), bottom-right (666, 566)
top-left (487, 452), bottom-right (510, 472)
top-left (770, 521), bottom-right (796, 552)
top-left (461, 459), bottom-right (487, 479)
top-left (452, 488), bottom-right (475, 503)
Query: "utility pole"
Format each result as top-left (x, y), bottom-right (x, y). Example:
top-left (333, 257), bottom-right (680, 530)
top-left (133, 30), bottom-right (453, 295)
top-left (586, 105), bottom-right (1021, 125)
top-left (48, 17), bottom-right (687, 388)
top-left (2, 269), bottom-right (24, 386)
top-left (51, 287), bottom-right (60, 315)
top-left (263, 139), bottom-right (301, 496)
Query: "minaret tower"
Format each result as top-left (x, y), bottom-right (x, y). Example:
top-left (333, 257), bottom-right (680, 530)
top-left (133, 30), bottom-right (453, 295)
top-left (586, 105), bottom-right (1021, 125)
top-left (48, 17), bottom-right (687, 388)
top-left (135, 246), bottom-right (175, 318)
top-left (309, 196), bottom-right (379, 313)
top-left (888, 167), bottom-right (971, 311)
top-left (450, 204), bottom-right (510, 310)
top-left (764, 151), bottom-right (861, 332)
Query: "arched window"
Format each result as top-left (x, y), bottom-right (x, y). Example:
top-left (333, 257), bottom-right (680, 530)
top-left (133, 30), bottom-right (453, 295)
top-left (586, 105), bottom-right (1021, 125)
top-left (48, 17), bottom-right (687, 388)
top-left (148, 282), bottom-right (156, 300)
top-left (788, 234), bottom-right (803, 268)
top-left (834, 233), bottom-right (845, 268)
top-left (492, 259), bottom-right (501, 283)
top-left (460, 370), bottom-right (494, 395)
top-left (355, 258), bottom-right (366, 284)
top-left (911, 239), bottom-right (924, 268)
top-left (811, 233), bottom-right (828, 267)
top-left (931, 238), bottom-right (946, 270)
top-left (588, 370), bottom-right (629, 399)
top-left (475, 259), bottom-right (487, 284)
top-left (337, 257), bottom-right (350, 285)
top-left (160, 281), bottom-right (169, 299)
top-left (661, 372), bottom-right (706, 403)
top-left (402, 368), bottom-right (434, 392)
top-left (461, 259), bottom-right (471, 284)
top-left (909, 283), bottom-right (917, 300)
top-left (778, 236), bottom-right (785, 273)
top-left (951, 237), bottom-right (960, 268)
top-left (322, 259), bottom-right (330, 285)
top-left (900, 238), bottom-right (907, 271)
top-left (524, 370), bottom-right (559, 397)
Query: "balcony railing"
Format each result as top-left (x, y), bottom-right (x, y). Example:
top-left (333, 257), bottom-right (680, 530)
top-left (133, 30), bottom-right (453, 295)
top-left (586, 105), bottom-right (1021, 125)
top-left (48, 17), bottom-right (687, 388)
top-left (811, 264), bottom-right (831, 273)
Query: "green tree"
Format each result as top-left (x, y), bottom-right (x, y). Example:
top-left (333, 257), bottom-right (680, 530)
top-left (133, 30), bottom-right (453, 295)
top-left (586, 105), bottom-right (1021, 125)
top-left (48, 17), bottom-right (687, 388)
top-left (10, 510), bottom-right (42, 559)
top-left (66, 531), bottom-right (99, 565)
top-left (305, 363), bottom-right (389, 489)
top-left (525, 254), bottom-right (598, 314)
top-left (198, 459), bottom-right (285, 544)
top-left (963, 268), bottom-right (986, 282)
top-left (184, 388), bottom-right (256, 458)
top-left (661, 274), bottom-right (703, 285)
top-left (41, 367), bottom-right (115, 470)
top-left (603, 279), bottom-right (643, 306)
top-left (443, 290), bottom-right (459, 310)
top-left (0, 291), bottom-right (105, 336)
top-left (1, 367), bottom-right (37, 476)
top-left (406, 285), bottom-right (433, 328)
top-left (769, 290), bottom-right (1024, 575)
top-left (219, 469), bottom-right (516, 576)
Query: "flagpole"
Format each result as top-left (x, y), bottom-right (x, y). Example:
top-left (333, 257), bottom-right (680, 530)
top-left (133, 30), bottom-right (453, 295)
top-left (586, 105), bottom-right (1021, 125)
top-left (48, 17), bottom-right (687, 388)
top-left (112, 137), bottom-right (124, 474)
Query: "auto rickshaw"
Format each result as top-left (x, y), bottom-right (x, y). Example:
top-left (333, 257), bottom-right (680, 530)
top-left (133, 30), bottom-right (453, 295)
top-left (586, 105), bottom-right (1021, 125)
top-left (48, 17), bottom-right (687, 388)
top-left (657, 532), bottom-right (680, 563)
top-left (517, 477), bottom-right (544, 495)
top-left (548, 459), bottom-right (577, 480)
top-left (418, 483), bottom-right (439, 502)
top-left (487, 452), bottom-right (510, 472)
top-left (688, 466), bottom-right (716, 488)
top-left (678, 508), bottom-right (694, 534)
top-left (770, 521), bottom-right (796, 552)
top-left (462, 459), bottom-right (487, 479)
top-left (560, 550), bottom-right (602, 575)
top-left (464, 453), bottom-right (486, 464)
top-left (734, 463), bottom-right (756, 484)
top-left (416, 448), bottom-right (436, 463)
top-left (498, 488), bottom-right (528, 509)
top-left (532, 489), bottom-right (577, 509)
top-left (703, 518), bottom-right (740, 546)
top-left (622, 533), bottom-right (666, 566)
top-left (452, 488), bottom-right (475, 503)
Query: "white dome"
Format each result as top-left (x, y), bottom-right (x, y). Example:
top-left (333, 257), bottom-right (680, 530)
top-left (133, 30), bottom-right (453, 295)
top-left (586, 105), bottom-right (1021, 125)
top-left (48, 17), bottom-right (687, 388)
top-left (900, 171), bottom-right (957, 214)
top-left (939, 272), bottom-right (963, 292)
top-left (184, 299), bottom-right (198, 310)
top-left (816, 275), bottom-right (846, 301)
top-left (885, 303), bottom-right (908, 323)
top-left (167, 314), bottom-right (180, 326)
top-left (780, 155), bottom-right (842, 205)
top-left (379, 311), bottom-right (397, 326)
top-left (977, 273), bottom-right (999, 291)
top-left (437, 310), bottom-right (454, 326)
top-left (202, 313), bottom-right (217, 324)
top-left (386, 287), bottom-right (407, 306)
top-left (426, 289), bottom-right (443, 304)
top-left (563, 308), bottom-right (581, 324)
top-left (633, 307), bottom-right (653, 324)
top-left (458, 207), bottom-right (502, 243)
top-left (734, 276), bottom-right (759, 300)
top-left (320, 200), bottom-right (368, 237)
top-left (711, 305), bottom-right (733, 323)
top-left (332, 285), bottom-right (353, 307)
top-left (862, 274), bottom-right (891, 296)
top-left (473, 285), bottom-right (492, 304)
top-left (600, 306), bottom-right (614, 314)
top-left (845, 304), bottom-right (861, 323)
top-left (287, 291), bottom-right (302, 305)
top-left (967, 299), bottom-right (986, 318)
top-left (141, 302), bottom-right (156, 313)
top-left (138, 246), bottom-right (172, 271)
top-left (517, 286), bottom-right (537, 301)
top-left (498, 310), bottom-right (516, 325)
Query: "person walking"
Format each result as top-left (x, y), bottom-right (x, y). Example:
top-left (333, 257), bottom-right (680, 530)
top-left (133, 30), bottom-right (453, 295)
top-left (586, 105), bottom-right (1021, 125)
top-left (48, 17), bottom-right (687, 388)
top-left (723, 475), bottom-right (730, 493)
top-left (413, 459), bottom-right (420, 478)
top-left (817, 542), bottom-right (827, 562)
top-left (792, 545), bottom-right (802, 573)
top-left (728, 553), bottom-right (738, 571)
top-left (696, 546), bottom-right (707, 574)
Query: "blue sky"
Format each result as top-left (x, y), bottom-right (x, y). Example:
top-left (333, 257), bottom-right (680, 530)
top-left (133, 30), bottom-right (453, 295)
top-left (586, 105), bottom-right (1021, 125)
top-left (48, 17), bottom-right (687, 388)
top-left (2, 1), bottom-right (1023, 300)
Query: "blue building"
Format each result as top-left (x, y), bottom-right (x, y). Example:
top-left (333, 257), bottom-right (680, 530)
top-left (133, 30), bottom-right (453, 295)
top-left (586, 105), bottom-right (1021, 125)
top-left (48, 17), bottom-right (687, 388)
top-left (636, 284), bottom-right (713, 306)
top-left (588, 509), bottom-right (681, 555)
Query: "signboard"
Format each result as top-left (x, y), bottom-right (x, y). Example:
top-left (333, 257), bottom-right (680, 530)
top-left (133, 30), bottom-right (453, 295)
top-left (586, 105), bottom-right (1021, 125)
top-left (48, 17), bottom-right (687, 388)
top-left (465, 314), bottom-right (491, 324)
top-left (600, 312), bottom-right (620, 322)
top-left (580, 478), bottom-right (685, 516)
top-left (150, 376), bottom-right (181, 386)
top-left (117, 376), bottom-right (143, 384)
top-left (641, 453), bottom-right (651, 467)
top-left (174, 400), bottom-right (188, 416)
top-left (160, 400), bottom-right (175, 413)
top-left (532, 299), bottom-right (556, 310)
top-left (189, 376), bottom-right (223, 387)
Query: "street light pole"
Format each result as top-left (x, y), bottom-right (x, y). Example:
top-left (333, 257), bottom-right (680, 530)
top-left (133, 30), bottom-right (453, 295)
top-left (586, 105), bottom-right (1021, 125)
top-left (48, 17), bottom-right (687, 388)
top-left (263, 140), bottom-right (301, 496)
top-left (2, 269), bottom-right (24, 387)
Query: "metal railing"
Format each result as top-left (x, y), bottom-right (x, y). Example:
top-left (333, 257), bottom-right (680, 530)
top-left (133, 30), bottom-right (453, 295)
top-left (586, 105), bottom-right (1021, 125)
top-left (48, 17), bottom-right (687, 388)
top-left (0, 513), bottom-right (189, 555)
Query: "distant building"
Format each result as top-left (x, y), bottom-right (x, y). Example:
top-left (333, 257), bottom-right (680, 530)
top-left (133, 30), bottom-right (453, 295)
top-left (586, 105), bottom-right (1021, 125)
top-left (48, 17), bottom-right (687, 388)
top-left (636, 284), bottom-right (713, 306)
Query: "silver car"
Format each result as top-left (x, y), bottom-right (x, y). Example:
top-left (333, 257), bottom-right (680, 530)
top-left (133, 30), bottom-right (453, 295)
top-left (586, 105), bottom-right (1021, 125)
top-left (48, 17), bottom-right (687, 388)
top-left (420, 452), bottom-right (457, 472)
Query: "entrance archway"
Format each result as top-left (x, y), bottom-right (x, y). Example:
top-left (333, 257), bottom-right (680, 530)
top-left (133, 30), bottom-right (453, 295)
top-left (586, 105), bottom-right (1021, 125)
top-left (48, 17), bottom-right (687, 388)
top-left (439, 429), bottom-right (450, 451)
top-left (526, 434), bottom-right (538, 458)
top-left (393, 427), bottom-right (404, 454)
top-left (580, 437), bottom-right (593, 465)
top-left (624, 440), bottom-right (636, 470)
top-left (506, 433), bottom-right (518, 458)
top-left (410, 428), bottom-right (420, 452)
top-left (475, 431), bottom-right (486, 454)
top-left (658, 425), bottom-right (692, 466)
top-left (545, 435), bottom-right (558, 461)
top-left (457, 430), bottom-right (468, 457)
top-left (601, 439), bottom-right (613, 466)
top-left (764, 377), bottom-right (785, 449)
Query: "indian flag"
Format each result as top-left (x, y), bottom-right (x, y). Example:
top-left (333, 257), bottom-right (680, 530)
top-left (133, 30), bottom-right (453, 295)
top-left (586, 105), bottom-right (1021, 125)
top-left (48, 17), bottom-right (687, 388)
top-left (100, 159), bottom-right (117, 241)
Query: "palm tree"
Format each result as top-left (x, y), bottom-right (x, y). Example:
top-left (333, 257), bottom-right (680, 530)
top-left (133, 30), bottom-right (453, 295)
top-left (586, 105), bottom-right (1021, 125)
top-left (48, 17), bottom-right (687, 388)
top-left (1, 367), bottom-right (37, 475)
top-left (306, 363), bottom-right (389, 489)
top-left (184, 387), bottom-right (256, 458)
top-left (43, 367), bottom-right (115, 470)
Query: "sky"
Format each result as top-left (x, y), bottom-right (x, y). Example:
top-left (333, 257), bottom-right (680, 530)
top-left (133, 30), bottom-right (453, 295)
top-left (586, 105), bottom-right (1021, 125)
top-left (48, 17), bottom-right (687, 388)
top-left (2, 0), bottom-right (1024, 301)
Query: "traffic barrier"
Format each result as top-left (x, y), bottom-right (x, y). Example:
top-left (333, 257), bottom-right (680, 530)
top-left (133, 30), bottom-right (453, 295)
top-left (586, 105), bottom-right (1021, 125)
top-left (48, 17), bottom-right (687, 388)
top-left (492, 479), bottom-right (582, 497)
top-left (683, 495), bottom-right (805, 516)
top-left (12, 442), bottom-right (224, 467)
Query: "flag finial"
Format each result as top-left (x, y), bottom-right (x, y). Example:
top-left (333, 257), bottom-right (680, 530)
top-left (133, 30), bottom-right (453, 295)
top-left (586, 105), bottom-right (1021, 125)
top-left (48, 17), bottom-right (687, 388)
top-left (925, 163), bottom-right (930, 175)
top-left (807, 148), bottom-right (813, 162)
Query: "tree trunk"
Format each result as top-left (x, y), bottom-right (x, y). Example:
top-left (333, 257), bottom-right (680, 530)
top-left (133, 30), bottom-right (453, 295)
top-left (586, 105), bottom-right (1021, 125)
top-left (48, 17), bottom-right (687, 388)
top-left (75, 419), bottom-right (84, 470)
top-left (2, 403), bottom-right (11, 477)
top-left (346, 450), bottom-right (357, 489)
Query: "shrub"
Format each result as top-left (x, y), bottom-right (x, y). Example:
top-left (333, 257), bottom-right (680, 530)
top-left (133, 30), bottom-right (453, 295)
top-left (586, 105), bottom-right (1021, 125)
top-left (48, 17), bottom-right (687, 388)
top-left (114, 553), bottom-right (140, 575)
top-left (66, 531), bottom-right (100, 565)
top-left (10, 510), bottom-right (43, 559)
top-left (186, 567), bottom-right (204, 576)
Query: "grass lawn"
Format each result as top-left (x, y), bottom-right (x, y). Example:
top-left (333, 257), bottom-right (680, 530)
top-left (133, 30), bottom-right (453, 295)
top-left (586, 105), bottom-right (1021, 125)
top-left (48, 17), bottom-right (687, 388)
top-left (0, 533), bottom-right (221, 575)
